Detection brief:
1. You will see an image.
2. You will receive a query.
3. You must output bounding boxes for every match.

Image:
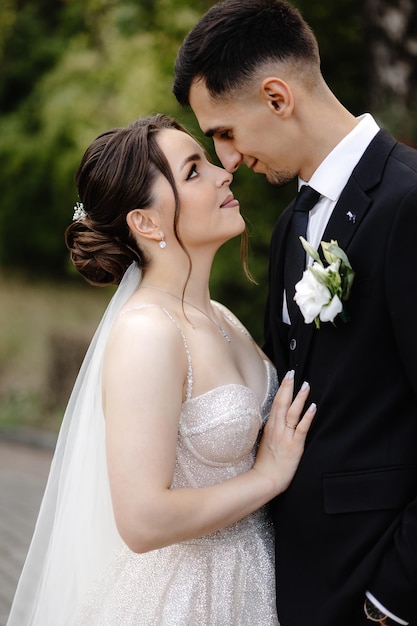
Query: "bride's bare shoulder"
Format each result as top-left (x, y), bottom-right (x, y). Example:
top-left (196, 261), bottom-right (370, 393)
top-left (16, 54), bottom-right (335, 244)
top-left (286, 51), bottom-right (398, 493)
top-left (107, 303), bottom-right (186, 360)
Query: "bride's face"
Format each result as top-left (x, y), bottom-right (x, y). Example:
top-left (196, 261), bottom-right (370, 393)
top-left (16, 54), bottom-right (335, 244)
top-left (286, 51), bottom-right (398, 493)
top-left (154, 129), bottom-right (245, 250)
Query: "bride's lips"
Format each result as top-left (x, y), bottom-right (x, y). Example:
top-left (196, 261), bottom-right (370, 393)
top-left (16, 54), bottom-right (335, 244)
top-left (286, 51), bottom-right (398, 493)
top-left (220, 194), bottom-right (239, 208)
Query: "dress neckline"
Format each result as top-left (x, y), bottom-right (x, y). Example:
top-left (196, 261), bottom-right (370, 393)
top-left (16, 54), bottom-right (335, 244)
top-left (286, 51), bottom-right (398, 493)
top-left (186, 360), bottom-right (275, 413)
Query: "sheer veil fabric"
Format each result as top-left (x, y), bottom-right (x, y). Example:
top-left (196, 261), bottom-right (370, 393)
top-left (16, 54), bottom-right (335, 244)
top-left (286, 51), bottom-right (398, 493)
top-left (7, 263), bottom-right (142, 626)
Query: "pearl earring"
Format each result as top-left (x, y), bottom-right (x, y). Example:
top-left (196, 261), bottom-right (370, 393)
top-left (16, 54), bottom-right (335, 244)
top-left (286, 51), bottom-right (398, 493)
top-left (159, 236), bottom-right (166, 249)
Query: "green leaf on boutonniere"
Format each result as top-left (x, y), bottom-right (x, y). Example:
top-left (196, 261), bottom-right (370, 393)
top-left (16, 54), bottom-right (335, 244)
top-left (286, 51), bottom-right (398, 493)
top-left (319, 240), bottom-right (355, 301)
top-left (299, 236), bottom-right (322, 265)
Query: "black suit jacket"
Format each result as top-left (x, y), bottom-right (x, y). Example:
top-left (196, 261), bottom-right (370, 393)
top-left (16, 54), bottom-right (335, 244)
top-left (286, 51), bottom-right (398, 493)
top-left (264, 130), bottom-right (417, 626)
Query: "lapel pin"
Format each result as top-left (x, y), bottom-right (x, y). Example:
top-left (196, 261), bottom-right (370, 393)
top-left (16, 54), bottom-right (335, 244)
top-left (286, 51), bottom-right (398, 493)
top-left (346, 211), bottom-right (356, 223)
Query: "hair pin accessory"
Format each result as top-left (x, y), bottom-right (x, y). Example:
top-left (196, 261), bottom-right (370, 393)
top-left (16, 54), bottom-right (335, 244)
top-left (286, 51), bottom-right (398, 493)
top-left (73, 201), bottom-right (87, 222)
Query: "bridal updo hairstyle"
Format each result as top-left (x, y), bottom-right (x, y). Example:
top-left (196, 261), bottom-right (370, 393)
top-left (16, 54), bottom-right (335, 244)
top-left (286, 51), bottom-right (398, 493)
top-left (65, 114), bottom-right (187, 286)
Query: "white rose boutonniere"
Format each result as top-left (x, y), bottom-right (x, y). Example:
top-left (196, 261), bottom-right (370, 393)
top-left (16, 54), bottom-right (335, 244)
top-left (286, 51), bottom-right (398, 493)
top-left (294, 237), bottom-right (355, 329)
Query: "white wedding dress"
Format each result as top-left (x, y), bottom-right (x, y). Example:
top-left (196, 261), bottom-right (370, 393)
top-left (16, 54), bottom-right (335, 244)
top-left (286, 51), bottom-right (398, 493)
top-left (7, 264), bottom-right (280, 626)
top-left (75, 363), bottom-right (279, 625)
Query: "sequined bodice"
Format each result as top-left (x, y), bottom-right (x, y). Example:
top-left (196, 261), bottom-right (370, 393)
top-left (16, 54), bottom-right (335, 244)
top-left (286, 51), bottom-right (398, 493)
top-left (173, 362), bottom-right (277, 490)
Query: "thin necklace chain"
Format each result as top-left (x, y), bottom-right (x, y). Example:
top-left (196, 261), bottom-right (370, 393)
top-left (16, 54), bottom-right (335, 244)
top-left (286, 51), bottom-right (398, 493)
top-left (140, 285), bottom-right (231, 342)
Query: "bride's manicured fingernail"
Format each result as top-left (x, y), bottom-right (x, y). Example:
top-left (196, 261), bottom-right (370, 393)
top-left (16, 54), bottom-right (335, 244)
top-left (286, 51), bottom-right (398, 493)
top-left (284, 370), bottom-right (295, 380)
top-left (301, 381), bottom-right (309, 391)
top-left (308, 402), bottom-right (317, 412)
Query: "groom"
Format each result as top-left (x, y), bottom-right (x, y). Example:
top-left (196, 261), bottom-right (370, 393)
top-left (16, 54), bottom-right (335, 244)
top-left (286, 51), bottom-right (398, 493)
top-left (173, 1), bottom-right (417, 625)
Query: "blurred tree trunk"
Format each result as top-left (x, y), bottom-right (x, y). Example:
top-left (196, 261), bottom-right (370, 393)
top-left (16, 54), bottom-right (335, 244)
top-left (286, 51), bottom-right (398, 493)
top-left (364, 0), bottom-right (417, 143)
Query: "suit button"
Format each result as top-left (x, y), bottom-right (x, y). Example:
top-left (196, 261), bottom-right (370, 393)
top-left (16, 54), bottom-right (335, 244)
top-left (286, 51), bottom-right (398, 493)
top-left (290, 338), bottom-right (297, 351)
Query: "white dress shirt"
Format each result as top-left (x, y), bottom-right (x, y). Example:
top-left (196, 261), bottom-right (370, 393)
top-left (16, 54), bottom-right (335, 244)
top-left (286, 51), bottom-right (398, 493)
top-left (282, 113), bottom-right (408, 624)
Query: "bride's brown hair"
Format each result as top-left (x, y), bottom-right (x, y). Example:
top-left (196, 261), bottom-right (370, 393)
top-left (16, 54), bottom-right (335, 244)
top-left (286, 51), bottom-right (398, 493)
top-left (66, 114), bottom-right (190, 286)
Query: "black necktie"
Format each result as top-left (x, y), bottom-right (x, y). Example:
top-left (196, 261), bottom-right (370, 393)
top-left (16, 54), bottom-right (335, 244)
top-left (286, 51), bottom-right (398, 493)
top-left (284, 185), bottom-right (320, 323)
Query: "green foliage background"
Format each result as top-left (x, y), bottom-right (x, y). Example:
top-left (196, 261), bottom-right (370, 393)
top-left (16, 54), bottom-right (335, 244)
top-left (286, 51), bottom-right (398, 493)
top-left (0, 0), bottom-right (416, 342)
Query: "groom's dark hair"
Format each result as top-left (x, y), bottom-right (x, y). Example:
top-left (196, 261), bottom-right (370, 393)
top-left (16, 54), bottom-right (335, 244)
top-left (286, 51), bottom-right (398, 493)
top-left (173, 0), bottom-right (320, 106)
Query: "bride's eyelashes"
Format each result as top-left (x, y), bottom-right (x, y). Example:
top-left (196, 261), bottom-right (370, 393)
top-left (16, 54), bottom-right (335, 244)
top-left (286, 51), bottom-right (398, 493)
top-left (186, 163), bottom-right (199, 180)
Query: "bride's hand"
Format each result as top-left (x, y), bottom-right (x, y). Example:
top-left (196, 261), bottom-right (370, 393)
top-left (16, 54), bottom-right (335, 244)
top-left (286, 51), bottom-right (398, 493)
top-left (253, 370), bottom-right (316, 495)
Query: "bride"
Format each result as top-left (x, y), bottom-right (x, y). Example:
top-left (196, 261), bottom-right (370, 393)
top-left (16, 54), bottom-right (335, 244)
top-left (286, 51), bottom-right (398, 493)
top-left (7, 114), bottom-right (316, 625)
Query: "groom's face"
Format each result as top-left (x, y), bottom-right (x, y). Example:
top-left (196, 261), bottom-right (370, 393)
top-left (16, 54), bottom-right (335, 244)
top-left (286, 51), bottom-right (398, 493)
top-left (189, 78), bottom-right (298, 187)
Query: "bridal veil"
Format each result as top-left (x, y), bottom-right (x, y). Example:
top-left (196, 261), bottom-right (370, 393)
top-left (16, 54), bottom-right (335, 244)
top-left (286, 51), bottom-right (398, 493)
top-left (7, 263), bottom-right (142, 626)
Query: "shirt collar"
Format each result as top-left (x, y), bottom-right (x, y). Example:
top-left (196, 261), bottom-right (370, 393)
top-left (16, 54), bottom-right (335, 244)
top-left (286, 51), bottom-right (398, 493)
top-left (299, 113), bottom-right (380, 202)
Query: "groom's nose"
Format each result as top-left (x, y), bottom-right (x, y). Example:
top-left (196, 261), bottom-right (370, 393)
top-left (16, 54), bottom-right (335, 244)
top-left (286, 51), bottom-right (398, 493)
top-left (213, 140), bottom-right (242, 173)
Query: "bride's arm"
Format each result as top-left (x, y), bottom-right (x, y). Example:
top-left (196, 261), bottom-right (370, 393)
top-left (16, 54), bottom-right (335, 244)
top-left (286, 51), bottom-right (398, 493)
top-left (103, 308), bottom-right (315, 554)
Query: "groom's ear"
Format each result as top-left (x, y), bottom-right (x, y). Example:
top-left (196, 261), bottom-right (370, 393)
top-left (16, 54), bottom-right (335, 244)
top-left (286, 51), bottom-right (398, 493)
top-left (126, 209), bottom-right (161, 242)
top-left (260, 77), bottom-right (294, 118)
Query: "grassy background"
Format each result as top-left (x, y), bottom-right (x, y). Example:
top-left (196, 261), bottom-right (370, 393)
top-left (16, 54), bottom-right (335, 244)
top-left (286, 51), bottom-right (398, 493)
top-left (0, 274), bottom-right (114, 434)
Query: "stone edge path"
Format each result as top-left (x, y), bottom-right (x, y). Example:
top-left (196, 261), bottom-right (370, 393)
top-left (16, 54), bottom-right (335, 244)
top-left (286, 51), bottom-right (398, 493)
top-left (0, 431), bottom-right (55, 626)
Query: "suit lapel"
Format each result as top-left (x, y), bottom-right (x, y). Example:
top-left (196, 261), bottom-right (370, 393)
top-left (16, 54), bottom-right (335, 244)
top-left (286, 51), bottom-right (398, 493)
top-left (274, 204), bottom-right (293, 303)
top-left (290, 130), bottom-right (397, 382)
top-left (322, 179), bottom-right (371, 252)
top-left (289, 178), bottom-right (372, 387)
top-left (322, 129), bottom-right (397, 253)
